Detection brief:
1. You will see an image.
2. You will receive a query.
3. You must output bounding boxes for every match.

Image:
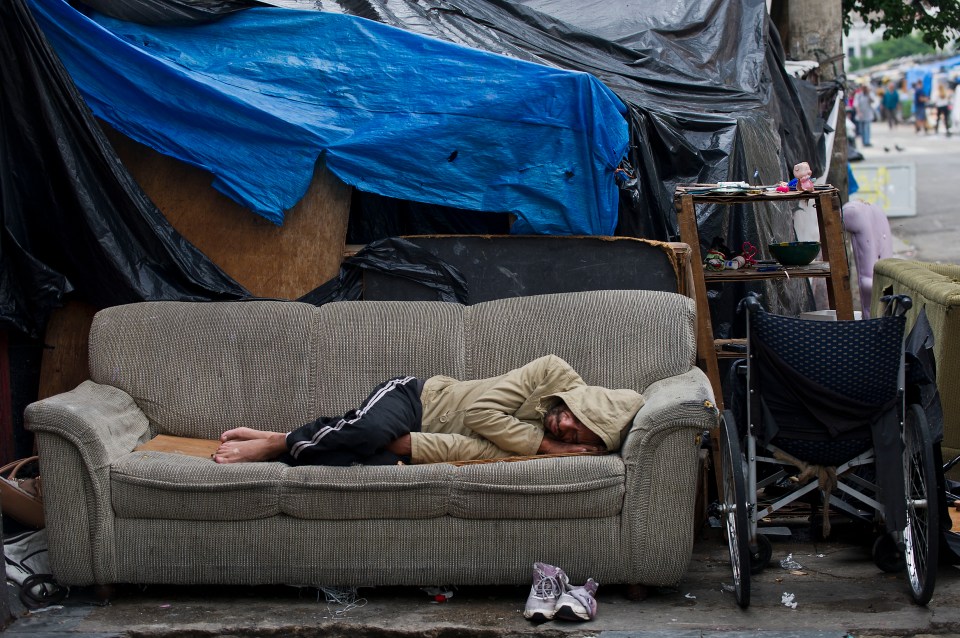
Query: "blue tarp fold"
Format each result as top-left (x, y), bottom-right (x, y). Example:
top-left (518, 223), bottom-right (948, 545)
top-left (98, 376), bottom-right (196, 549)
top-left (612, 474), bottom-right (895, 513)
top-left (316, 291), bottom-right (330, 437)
top-left (29, 0), bottom-right (629, 235)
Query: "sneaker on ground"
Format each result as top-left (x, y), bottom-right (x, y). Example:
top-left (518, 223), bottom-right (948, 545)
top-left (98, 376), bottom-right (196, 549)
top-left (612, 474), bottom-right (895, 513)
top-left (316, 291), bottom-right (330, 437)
top-left (553, 578), bottom-right (599, 621)
top-left (523, 562), bottom-right (569, 622)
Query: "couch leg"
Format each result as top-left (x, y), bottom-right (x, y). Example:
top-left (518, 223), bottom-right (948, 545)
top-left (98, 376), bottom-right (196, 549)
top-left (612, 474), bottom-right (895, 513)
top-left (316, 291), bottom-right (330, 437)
top-left (93, 585), bottom-right (115, 604)
top-left (625, 584), bottom-right (649, 601)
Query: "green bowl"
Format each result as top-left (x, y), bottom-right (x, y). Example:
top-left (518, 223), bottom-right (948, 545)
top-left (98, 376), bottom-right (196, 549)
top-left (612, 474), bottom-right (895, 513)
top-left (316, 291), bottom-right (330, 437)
top-left (768, 241), bottom-right (821, 266)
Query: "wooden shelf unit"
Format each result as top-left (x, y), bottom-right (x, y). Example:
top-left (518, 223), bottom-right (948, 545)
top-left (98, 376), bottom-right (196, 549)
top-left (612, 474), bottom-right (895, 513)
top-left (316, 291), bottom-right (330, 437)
top-left (674, 186), bottom-right (854, 410)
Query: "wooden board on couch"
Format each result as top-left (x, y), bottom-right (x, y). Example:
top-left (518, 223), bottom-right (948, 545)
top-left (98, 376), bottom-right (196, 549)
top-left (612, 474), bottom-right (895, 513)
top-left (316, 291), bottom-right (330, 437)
top-left (135, 435), bottom-right (220, 459)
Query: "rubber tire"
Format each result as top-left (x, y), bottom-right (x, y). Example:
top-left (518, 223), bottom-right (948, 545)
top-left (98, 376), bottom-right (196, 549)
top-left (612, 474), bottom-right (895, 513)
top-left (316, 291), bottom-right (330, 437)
top-left (751, 533), bottom-right (773, 574)
top-left (872, 532), bottom-right (906, 573)
top-left (902, 403), bottom-right (939, 605)
top-left (721, 411), bottom-right (751, 608)
top-left (18, 574), bottom-right (67, 608)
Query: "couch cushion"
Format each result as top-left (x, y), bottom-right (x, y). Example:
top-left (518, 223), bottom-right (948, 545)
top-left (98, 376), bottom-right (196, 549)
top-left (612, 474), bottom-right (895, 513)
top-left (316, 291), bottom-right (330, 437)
top-left (314, 300), bottom-right (468, 415)
top-left (448, 455), bottom-right (625, 519)
top-left (281, 464), bottom-right (456, 520)
top-left (89, 300), bottom-right (320, 440)
top-left (111, 452), bottom-right (285, 521)
top-left (465, 290), bottom-right (696, 392)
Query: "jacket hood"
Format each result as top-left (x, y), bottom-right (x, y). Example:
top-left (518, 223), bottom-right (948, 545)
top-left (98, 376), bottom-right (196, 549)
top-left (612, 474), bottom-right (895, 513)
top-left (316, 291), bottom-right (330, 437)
top-left (543, 385), bottom-right (644, 452)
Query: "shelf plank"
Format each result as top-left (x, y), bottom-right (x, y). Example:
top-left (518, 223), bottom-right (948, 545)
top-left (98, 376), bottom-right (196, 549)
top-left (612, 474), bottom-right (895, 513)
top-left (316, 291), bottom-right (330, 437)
top-left (703, 262), bottom-right (832, 281)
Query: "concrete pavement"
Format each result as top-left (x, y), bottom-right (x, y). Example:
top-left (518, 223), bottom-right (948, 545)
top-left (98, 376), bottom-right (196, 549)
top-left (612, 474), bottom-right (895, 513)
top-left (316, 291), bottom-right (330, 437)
top-left (852, 121), bottom-right (960, 264)
top-left (4, 522), bottom-right (960, 637)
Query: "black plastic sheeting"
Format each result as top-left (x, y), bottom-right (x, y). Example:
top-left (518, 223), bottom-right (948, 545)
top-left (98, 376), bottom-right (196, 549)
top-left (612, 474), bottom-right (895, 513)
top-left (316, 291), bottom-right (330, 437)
top-left (77, 0), bottom-right (256, 25)
top-left (298, 237), bottom-right (469, 306)
top-left (312, 0), bottom-right (823, 248)
top-left (3, 0), bottom-right (830, 337)
top-left (1, 0), bottom-right (249, 337)
top-left (94, 0), bottom-right (826, 319)
top-left (74, 0), bottom-right (825, 244)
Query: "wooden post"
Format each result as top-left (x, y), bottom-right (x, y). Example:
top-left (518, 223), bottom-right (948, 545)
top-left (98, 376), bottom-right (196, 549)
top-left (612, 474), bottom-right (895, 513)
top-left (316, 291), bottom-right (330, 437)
top-left (675, 194), bottom-right (724, 410)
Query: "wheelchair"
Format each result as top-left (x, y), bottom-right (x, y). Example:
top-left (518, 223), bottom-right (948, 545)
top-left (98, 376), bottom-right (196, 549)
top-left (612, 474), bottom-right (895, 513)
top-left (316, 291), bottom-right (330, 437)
top-left (718, 294), bottom-right (939, 608)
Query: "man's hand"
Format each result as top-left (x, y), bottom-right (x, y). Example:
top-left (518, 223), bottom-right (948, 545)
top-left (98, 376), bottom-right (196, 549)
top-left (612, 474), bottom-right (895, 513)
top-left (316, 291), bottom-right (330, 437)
top-left (537, 437), bottom-right (603, 455)
top-left (386, 434), bottom-right (412, 456)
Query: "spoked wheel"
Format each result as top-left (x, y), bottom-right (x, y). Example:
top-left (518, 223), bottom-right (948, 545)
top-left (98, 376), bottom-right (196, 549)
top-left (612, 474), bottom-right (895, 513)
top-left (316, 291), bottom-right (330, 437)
top-left (902, 403), bottom-right (939, 605)
top-left (720, 411), bottom-right (750, 608)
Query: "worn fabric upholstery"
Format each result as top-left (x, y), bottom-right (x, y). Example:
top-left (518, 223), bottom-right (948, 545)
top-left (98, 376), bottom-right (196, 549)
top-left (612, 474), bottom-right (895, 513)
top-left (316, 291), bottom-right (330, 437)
top-left (87, 300), bottom-right (319, 439)
top-left (872, 259), bottom-right (960, 462)
top-left (27, 290), bottom-right (716, 588)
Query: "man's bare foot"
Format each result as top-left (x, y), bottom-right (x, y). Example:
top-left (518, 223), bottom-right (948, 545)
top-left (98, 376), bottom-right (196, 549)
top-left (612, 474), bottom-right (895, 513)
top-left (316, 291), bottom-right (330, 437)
top-left (220, 427), bottom-right (277, 443)
top-left (214, 431), bottom-right (287, 463)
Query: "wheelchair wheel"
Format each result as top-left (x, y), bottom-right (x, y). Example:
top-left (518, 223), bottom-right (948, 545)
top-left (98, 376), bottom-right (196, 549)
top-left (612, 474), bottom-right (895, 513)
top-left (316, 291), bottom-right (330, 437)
top-left (720, 411), bottom-right (750, 608)
top-left (903, 403), bottom-right (939, 605)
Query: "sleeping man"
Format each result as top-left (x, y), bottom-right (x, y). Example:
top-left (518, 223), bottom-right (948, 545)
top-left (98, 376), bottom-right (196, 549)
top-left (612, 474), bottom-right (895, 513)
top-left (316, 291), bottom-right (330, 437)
top-left (213, 354), bottom-right (644, 466)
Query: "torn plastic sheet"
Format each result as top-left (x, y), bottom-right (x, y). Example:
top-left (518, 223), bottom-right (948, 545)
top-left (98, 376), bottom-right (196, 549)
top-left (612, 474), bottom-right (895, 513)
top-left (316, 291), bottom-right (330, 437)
top-left (31, 0), bottom-right (630, 235)
top-left (4, 0), bottom-right (828, 338)
top-left (1, 0), bottom-right (248, 337)
top-left (298, 238), bottom-right (469, 307)
top-left (279, 0), bottom-right (823, 316)
top-left (77, 0), bottom-right (255, 25)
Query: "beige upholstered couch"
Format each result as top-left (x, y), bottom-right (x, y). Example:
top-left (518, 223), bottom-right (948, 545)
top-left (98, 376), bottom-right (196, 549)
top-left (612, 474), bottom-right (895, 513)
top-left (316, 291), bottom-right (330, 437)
top-left (25, 290), bottom-right (715, 589)
top-left (872, 260), bottom-right (960, 464)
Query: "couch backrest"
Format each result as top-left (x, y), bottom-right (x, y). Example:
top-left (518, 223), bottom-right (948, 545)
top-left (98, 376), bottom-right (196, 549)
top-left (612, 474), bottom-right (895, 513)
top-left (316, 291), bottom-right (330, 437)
top-left (88, 290), bottom-right (696, 438)
top-left (466, 290), bottom-right (695, 391)
top-left (89, 300), bottom-right (320, 439)
top-left (313, 300), bottom-right (468, 415)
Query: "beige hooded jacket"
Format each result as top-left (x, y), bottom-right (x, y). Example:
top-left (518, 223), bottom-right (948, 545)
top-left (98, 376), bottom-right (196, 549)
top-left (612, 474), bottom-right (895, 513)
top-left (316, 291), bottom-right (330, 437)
top-left (409, 354), bottom-right (644, 464)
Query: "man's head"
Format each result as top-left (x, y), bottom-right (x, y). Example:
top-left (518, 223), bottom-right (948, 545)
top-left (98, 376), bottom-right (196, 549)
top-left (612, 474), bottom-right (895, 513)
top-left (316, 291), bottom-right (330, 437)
top-left (543, 402), bottom-right (606, 449)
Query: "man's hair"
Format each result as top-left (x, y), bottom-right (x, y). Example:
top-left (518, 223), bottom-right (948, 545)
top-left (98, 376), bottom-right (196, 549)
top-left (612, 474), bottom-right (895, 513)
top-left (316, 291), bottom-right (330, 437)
top-left (545, 402), bottom-right (568, 422)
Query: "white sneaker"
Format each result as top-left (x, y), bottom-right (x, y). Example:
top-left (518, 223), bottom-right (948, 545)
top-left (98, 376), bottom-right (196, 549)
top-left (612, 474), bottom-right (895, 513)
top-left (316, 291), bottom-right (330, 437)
top-left (554, 578), bottom-right (599, 621)
top-left (523, 562), bottom-right (569, 622)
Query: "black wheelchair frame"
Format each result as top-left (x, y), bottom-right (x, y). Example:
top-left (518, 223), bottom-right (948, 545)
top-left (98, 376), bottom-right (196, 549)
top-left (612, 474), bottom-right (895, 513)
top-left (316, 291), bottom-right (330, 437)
top-left (718, 294), bottom-right (939, 608)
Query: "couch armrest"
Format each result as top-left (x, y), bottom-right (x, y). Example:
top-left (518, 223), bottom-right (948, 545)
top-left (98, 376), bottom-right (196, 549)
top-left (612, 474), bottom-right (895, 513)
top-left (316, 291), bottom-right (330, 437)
top-left (619, 367), bottom-right (718, 586)
top-left (624, 366), bottom-right (717, 447)
top-left (24, 380), bottom-right (151, 585)
top-left (26, 380), bottom-right (151, 464)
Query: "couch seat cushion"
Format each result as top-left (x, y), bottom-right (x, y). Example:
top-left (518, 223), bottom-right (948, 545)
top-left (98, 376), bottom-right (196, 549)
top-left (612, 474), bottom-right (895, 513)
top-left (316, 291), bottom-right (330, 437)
top-left (281, 463), bottom-right (456, 520)
top-left (449, 455), bottom-right (625, 519)
top-left (112, 452), bottom-right (284, 521)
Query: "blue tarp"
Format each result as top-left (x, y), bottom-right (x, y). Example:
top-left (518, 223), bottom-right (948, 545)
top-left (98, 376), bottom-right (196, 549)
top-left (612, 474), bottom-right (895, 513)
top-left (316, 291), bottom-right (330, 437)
top-left (905, 55), bottom-right (960, 92)
top-left (28, 0), bottom-right (630, 235)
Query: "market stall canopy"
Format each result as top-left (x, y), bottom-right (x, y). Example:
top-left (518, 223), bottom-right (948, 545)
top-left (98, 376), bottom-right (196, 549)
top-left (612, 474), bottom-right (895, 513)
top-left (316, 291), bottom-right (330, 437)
top-left (905, 54), bottom-right (960, 91)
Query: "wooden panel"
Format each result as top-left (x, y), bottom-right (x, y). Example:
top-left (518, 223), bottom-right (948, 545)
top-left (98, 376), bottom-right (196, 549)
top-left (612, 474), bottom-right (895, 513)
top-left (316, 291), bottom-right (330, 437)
top-left (103, 124), bottom-right (351, 300)
top-left (37, 127), bottom-right (352, 402)
top-left (37, 301), bottom-right (97, 400)
top-left (135, 435), bottom-right (219, 459)
top-left (362, 235), bottom-right (686, 303)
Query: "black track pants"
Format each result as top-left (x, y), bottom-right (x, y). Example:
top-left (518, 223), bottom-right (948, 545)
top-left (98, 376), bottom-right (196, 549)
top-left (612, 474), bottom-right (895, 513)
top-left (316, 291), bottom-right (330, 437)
top-left (284, 376), bottom-right (423, 466)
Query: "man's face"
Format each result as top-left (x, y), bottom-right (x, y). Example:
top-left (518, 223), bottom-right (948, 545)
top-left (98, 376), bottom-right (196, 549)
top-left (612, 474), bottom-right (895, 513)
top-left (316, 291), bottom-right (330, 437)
top-left (545, 407), bottom-right (604, 447)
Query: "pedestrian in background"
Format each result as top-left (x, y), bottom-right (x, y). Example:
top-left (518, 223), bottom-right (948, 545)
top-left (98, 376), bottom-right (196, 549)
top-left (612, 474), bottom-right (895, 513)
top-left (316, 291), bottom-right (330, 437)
top-left (933, 84), bottom-right (953, 136)
top-left (882, 82), bottom-right (900, 129)
top-left (854, 85), bottom-right (875, 147)
top-left (914, 80), bottom-right (929, 134)
top-left (952, 83), bottom-right (960, 131)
